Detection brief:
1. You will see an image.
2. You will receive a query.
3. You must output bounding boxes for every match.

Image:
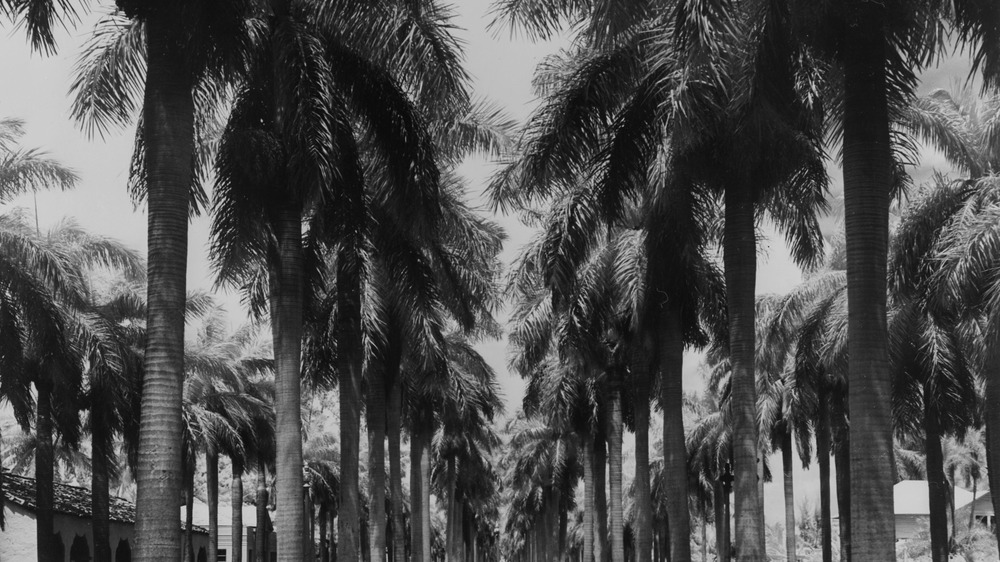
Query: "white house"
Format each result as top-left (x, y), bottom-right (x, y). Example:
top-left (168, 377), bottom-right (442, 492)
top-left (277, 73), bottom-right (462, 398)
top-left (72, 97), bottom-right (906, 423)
top-left (182, 498), bottom-right (273, 562)
top-left (955, 489), bottom-right (995, 530)
top-left (1, 471), bottom-right (209, 561)
top-left (894, 480), bottom-right (990, 540)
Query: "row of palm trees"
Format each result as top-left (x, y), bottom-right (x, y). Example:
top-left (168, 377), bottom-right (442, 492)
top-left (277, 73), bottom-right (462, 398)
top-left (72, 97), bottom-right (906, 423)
top-left (488, 0), bottom-right (1000, 561)
top-left (2, 1), bottom-right (1000, 562)
top-left (2, 2), bottom-right (515, 562)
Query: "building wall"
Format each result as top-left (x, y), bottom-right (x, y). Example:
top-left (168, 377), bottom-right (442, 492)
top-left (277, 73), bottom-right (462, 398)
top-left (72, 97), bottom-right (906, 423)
top-left (2, 502), bottom-right (208, 561)
top-left (895, 514), bottom-right (929, 540)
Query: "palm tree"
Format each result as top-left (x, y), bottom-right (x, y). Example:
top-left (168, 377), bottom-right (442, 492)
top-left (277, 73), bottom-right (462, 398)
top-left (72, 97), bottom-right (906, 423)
top-left (210, 4), bottom-right (479, 557)
top-left (68, 3), bottom-right (257, 556)
top-left (772, 4), bottom-right (1000, 557)
top-left (0, 214), bottom-right (143, 561)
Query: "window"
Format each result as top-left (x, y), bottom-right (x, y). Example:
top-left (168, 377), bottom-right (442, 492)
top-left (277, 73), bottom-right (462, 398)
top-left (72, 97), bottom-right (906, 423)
top-left (217, 549), bottom-right (227, 561)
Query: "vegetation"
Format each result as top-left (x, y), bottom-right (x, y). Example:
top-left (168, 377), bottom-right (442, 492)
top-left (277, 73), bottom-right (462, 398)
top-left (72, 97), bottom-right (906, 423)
top-left (0, 1), bottom-right (998, 561)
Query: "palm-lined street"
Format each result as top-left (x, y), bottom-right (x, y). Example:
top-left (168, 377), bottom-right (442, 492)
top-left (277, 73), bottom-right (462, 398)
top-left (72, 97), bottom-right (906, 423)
top-left (0, 1), bottom-right (998, 562)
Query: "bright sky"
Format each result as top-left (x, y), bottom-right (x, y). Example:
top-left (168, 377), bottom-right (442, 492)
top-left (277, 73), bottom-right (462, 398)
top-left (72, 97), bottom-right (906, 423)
top-left (0, 1), bottom-right (962, 416)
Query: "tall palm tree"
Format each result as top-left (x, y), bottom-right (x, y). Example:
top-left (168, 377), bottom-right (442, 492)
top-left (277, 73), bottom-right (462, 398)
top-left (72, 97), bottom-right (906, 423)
top-left (210, 4), bottom-right (476, 557)
top-left (776, 4), bottom-right (1000, 557)
top-left (69, 3), bottom-right (256, 557)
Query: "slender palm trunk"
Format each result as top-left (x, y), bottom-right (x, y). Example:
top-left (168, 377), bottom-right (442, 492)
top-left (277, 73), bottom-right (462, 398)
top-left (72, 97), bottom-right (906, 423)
top-left (925, 406), bottom-right (950, 562)
top-left (714, 480), bottom-right (726, 562)
top-left (269, 203), bottom-right (306, 561)
top-left (447, 458), bottom-right (463, 561)
top-left (843, 2), bottom-right (896, 559)
top-left (834, 438), bottom-right (850, 562)
top-left (35, 377), bottom-right (54, 562)
top-left (724, 183), bottom-right (764, 561)
top-left (337, 248), bottom-right (364, 562)
top-left (594, 430), bottom-right (610, 562)
top-left (702, 494), bottom-right (709, 562)
top-left (387, 371), bottom-right (406, 562)
top-left (817, 397), bottom-right (832, 562)
top-left (185, 469), bottom-right (195, 562)
top-left (320, 505), bottom-right (329, 562)
top-left (658, 306), bottom-right (690, 561)
top-left (967, 478), bottom-right (977, 543)
top-left (233, 462), bottom-right (244, 562)
top-left (92, 413), bottom-right (112, 562)
top-left (410, 419), bottom-right (433, 562)
top-left (608, 384), bottom-right (625, 562)
top-left (582, 434), bottom-right (594, 562)
top-left (410, 424), bottom-right (424, 562)
top-left (420, 425), bottom-right (432, 562)
top-left (256, 462), bottom-right (270, 562)
top-left (634, 371), bottom-right (653, 562)
top-left (723, 480), bottom-right (732, 562)
top-left (134, 11), bottom-right (195, 561)
top-left (950, 478), bottom-right (957, 548)
top-left (780, 431), bottom-right (796, 561)
top-left (368, 362), bottom-right (387, 562)
top-left (207, 450), bottom-right (220, 562)
top-left (986, 347), bottom-right (1000, 548)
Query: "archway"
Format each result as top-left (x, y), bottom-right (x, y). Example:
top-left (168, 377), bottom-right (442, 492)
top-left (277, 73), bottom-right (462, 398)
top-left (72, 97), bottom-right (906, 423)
top-left (69, 534), bottom-right (90, 562)
top-left (115, 538), bottom-right (133, 562)
top-left (197, 546), bottom-right (207, 562)
top-left (52, 532), bottom-right (65, 561)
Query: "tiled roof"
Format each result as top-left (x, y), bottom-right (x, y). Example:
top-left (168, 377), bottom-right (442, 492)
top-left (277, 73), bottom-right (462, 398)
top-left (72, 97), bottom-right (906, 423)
top-left (2, 471), bottom-right (207, 534)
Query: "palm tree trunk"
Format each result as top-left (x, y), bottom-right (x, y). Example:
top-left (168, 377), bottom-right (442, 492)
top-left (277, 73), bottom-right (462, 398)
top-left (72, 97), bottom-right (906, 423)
top-left (186, 471), bottom-right (196, 562)
top-left (134, 10), bottom-right (195, 561)
top-left (984, 345), bottom-right (1000, 549)
top-left (780, 431), bottom-right (796, 561)
top-left (410, 418), bottom-right (433, 562)
top-left (658, 306), bottom-right (690, 561)
top-left (447, 458), bottom-right (462, 562)
top-left (207, 450), bottom-right (220, 562)
top-left (608, 384), bottom-right (625, 562)
top-left (967, 478), bottom-right (977, 543)
top-left (233, 461), bottom-right (244, 562)
top-left (817, 396), bottom-right (832, 562)
top-left (723, 480), bottom-right (732, 562)
top-left (256, 461), bottom-right (270, 562)
top-left (337, 249), bottom-right (364, 562)
top-left (92, 413), bottom-right (112, 562)
top-left (634, 371), bottom-right (653, 562)
top-left (410, 424), bottom-right (424, 562)
top-left (35, 377), bottom-right (55, 562)
top-left (724, 182), bottom-right (764, 561)
top-left (320, 505), bottom-right (329, 562)
top-left (594, 430), bottom-right (610, 562)
top-left (582, 433), bottom-right (594, 562)
top-left (386, 345), bottom-right (406, 562)
top-left (559, 493), bottom-right (569, 559)
top-left (420, 424), bottom-right (432, 562)
top-left (702, 495), bottom-right (709, 562)
top-left (715, 481), bottom-right (725, 562)
top-left (834, 437), bottom-right (850, 562)
top-left (842, 2), bottom-right (897, 559)
top-left (924, 406), bottom-right (950, 562)
top-left (368, 361), bottom-right (387, 562)
top-left (270, 202), bottom-right (306, 561)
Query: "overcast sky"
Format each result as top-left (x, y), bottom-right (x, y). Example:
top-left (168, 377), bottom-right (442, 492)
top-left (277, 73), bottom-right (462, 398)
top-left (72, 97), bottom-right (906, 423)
top-left (0, 1), bottom-right (963, 415)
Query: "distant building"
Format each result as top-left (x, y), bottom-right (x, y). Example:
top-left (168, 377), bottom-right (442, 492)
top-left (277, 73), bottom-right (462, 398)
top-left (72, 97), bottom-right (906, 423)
top-left (181, 498), bottom-right (275, 562)
top-left (955, 489), bottom-right (995, 530)
top-left (1, 471), bottom-right (209, 561)
top-left (893, 479), bottom-right (992, 540)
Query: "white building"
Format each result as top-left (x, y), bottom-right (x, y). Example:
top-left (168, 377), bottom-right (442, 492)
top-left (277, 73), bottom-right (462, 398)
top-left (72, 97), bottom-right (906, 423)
top-left (894, 479), bottom-right (990, 540)
top-left (2, 471), bottom-right (209, 561)
top-left (182, 499), bottom-right (271, 562)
